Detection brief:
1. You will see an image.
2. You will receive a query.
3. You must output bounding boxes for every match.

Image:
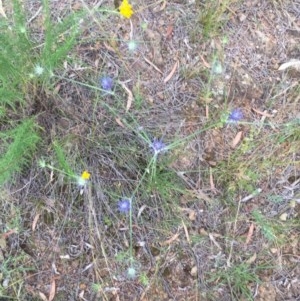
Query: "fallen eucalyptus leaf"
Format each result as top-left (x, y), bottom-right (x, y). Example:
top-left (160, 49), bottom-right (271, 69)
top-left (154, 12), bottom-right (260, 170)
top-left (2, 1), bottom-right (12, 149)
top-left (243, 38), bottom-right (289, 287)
top-left (278, 59), bottom-right (300, 71)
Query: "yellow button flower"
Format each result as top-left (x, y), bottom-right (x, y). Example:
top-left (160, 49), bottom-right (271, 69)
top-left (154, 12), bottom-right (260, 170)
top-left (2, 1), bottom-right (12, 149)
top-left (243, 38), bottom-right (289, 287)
top-left (119, 0), bottom-right (133, 19)
top-left (81, 170), bottom-right (91, 180)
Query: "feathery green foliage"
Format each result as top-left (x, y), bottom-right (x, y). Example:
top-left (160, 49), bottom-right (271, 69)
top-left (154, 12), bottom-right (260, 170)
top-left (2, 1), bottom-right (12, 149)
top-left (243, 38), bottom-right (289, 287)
top-left (0, 119), bottom-right (40, 185)
top-left (41, 0), bottom-right (83, 73)
top-left (0, 0), bottom-right (83, 185)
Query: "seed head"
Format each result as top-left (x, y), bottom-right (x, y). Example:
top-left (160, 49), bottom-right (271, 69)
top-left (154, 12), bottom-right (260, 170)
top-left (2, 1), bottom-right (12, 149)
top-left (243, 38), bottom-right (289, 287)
top-left (34, 65), bottom-right (44, 76)
top-left (126, 267), bottom-right (137, 279)
top-left (127, 40), bottom-right (138, 52)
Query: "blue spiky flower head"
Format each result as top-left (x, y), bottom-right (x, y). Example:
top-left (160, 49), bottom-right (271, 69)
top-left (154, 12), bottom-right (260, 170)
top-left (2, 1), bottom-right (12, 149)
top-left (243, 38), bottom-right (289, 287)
top-left (100, 76), bottom-right (114, 92)
top-left (228, 108), bottom-right (243, 123)
top-left (117, 198), bottom-right (131, 213)
top-left (150, 138), bottom-right (167, 155)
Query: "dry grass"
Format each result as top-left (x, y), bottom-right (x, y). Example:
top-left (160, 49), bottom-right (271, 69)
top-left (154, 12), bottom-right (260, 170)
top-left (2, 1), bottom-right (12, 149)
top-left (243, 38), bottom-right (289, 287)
top-left (0, 0), bottom-right (299, 300)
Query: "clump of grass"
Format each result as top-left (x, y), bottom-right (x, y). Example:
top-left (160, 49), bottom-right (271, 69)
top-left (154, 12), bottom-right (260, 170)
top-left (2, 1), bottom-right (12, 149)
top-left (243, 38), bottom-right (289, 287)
top-left (207, 262), bottom-right (262, 300)
top-left (197, 0), bottom-right (235, 39)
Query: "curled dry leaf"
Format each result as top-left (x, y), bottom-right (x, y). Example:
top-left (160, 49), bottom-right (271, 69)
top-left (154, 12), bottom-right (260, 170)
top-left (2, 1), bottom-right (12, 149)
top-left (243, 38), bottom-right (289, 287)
top-left (39, 292), bottom-right (48, 301)
top-left (245, 223), bottom-right (255, 245)
top-left (278, 59), bottom-right (300, 71)
top-left (209, 167), bottom-right (216, 193)
top-left (32, 213), bottom-right (40, 231)
top-left (182, 220), bottom-right (190, 244)
top-left (164, 61), bottom-right (179, 83)
top-left (120, 82), bottom-right (133, 112)
top-left (190, 266), bottom-right (197, 277)
top-left (48, 279), bottom-right (56, 301)
top-left (252, 108), bottom-right (273, 117)
top-left (115, 117), bottom-right (125, 128)
top-left (161, 232), bottom-right (180, 246)
top-left (208, 233), bottom-right (222, 250)
top-left (0, 0), bottom-right (7, 18)
top-left (231, 131), bottom-right (243, 148)
top-left (2, 229), bottom-right (16, 239)
top-left (143, 56), bottom-right (163, 74)
top-left (137, 204), bottom-right (147, 219)
top-left (166, 24), bottom-right (174, 40)
top-left (179, 207), bottom-right (197, 221)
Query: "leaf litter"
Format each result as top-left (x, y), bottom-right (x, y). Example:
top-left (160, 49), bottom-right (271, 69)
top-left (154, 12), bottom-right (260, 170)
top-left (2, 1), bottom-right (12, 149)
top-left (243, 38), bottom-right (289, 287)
top-left (2, 0), bottom-right (300, 300)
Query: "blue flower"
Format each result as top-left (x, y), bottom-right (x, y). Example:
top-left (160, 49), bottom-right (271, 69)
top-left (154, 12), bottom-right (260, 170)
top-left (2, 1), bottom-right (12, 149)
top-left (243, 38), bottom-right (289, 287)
top-left (100, 76), bottom-right (114, 91)
top-left (150, 138), bottom-right (167, 155)
top-left (228, 108), bottom-right (243, 123)
top-left (117, 198), bottom-right (131, 213)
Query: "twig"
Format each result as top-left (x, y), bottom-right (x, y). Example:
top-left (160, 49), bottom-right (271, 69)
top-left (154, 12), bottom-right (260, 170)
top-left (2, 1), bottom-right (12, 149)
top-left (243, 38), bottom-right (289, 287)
top-left (241, 188), bottom-right (262, 203)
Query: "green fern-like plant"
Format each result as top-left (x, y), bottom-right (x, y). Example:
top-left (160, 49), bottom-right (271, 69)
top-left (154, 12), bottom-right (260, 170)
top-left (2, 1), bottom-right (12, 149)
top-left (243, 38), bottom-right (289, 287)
top-left (0, 0), bottom-right (84, 185)
top-left (0, 119), bottom-right (40, 185)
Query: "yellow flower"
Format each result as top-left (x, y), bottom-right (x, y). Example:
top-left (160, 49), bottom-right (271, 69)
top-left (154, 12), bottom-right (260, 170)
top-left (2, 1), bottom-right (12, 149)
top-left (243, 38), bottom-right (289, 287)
top-left (119, 0), bottom-right (133, 19)
top-left (81, 170), bottom-right (91, 180)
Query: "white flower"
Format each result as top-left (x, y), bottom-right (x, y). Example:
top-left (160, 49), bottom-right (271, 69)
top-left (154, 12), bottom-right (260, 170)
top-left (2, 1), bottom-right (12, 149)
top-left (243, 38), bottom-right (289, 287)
top-left (34, 65), bottom-right (44, 76)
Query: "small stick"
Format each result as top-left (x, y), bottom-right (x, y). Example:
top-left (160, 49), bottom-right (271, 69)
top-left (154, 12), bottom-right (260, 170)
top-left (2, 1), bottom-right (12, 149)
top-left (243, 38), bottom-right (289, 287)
top-left (241, 188), bottom-right (262, 203)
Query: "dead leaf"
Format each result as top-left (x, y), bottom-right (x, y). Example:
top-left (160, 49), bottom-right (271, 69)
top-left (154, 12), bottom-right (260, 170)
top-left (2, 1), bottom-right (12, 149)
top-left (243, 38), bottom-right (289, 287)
top-left (164, 61), bottom-right (179, 83)
top-left (53, 84), bottom-right (61, 94)
top-left (79, 290), bottom-right (88, 301)
top-left (161, 232), bottom-right (180, 246)
top-left (0, 0), bottom-right (7, 18)
top-left (115, 118), bottom-right (125, 128)
top-left (32, 213), bottom-right (40, 231)
top-left (279, 212), bottom-right (288, 221)
top-left (231, 131), bottom-right (243, 148)
top-left (120, 82), bottom-right (133, 112)
top-left (137, 204), bottom-right (147, 219)
top-left (0, 237), bottom-right (6, 249)
top-left (208, 233), bottom-right (222, 250)
top-left (278, 59), bottom-right (300, 71)
top-left (190, 266), bottom-right (197, 276)
top-left (179, 207), bottom-right (197, 221)
top-left (48, 279), bottom-right (56, 301)
top-left (200, 55), bottom-right (211, 68)
top-left (103, 42), bottom-right (116, 53)
top-left (39, 292), bottom-right (48, 301)
top-left (252, 108), bottom-right (273, 117)
top-left (159, 0), bottom-right (167, 11)
top-left (72, 2), bottom-right (82, 10)
top-left (246, 252), bottom-right (257, 264)
top-left (209, 167), bottom-right (216, 193)
top-left (270, 248), bottom-right (278, 254)
top-left (245, 223), bottom-right (255, 245)
top-left (166, 24), bottom-right (174, 40)
top-left (2, 229), bottom-right (16, 239)
top-left (60, 254), bottom-right (71, 259)
top-left (182, 220), bottom-right (190, 244)
top-left (143, 56), bottom-right (163, 74)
